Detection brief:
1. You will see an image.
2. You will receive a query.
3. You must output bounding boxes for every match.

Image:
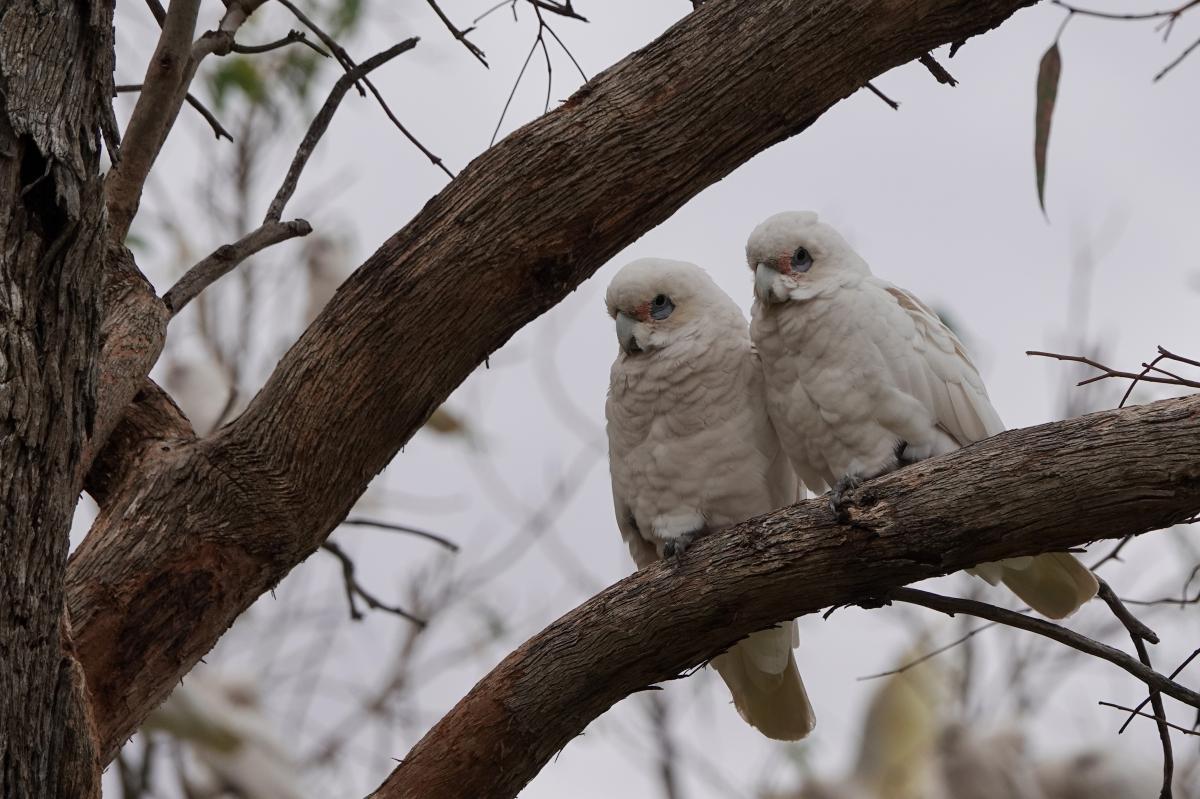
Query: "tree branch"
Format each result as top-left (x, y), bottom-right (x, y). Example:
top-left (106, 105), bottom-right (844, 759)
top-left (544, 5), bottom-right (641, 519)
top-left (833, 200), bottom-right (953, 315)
top-left (115, 84), bottom-right (233, 141)
top-left (265, 39), bottom-right (419, 223)
top-left (105, 0), bottom-right (202, 243)
top-left (373, 395), bottom-right (1200, 798)
top-left (163, 219), bottom-right (312, 316)
top-left (69, 0), bottom-right (1046, 766)
top-left (890, 588), bottom-right (1197, 707)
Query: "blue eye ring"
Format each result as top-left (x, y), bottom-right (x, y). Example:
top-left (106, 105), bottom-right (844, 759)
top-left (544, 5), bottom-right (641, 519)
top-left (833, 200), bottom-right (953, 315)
top-left (791, 247), bottom-right (813, 272)
top-left (650, 294), bottom-right (674, 320)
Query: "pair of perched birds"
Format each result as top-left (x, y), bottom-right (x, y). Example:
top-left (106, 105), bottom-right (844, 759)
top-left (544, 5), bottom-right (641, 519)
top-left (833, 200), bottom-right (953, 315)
top-left (603, 211), bottom-right (1099, 742)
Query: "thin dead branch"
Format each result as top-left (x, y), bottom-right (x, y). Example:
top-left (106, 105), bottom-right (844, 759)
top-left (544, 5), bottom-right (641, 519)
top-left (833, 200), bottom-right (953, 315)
top-left (888, 588), bottom-right (1200, 710)
top-left (265, 39), bottom-right (419, 223)
top-left (340, 518), bottom-right (460, 552)
top-left (231, 29), bottom-right (329, 57)
top-left (322, 541), bottom-right (425, 626)
top-left (115, 84), bottom-right (232, 141)
top-left (1097, 578), bottom-right (1173, 798)
top-left (163, 219), bottom-right (312, 315)
top-left (424, 0), bottom-right (488, 65)
top-left (276, 0), bottom-right (453, 177)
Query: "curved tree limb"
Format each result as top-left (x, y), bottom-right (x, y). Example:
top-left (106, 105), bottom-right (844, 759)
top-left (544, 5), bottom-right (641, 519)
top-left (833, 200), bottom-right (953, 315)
top-left (376, 395), bottom-right (1200, 798)
top-left (70, 0), bottom-right (1043, 764)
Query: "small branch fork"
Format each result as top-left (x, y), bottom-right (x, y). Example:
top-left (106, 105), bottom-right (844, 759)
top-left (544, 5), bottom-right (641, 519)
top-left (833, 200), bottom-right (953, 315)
top-left (163, 38), bottom-right (419, 317)
top-left (275, 0), bottom-right (453, 178)
top-left (485, 1), bottom-right (589, 146)
top-left (889, 583), bottom-right (1199, 799)
top-left (1049, 0), bottom-right (1200, 81)
top-left (885, 588), bottom-right (1200, 708)
top-left (114, 84), bottom-right (232, 141)
top-left (264, 39), bottom-right (419, 224)
top-left (1028, 346), bottom-right (1200, 407)
top-left (1097, 579), bottom-right (1174, 798)
top-left (322, 542), bottom-right (425, 627)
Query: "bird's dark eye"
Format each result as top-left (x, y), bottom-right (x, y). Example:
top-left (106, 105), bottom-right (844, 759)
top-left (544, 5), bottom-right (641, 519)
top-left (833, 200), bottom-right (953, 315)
top-left (649, 294), bottom-right (674, 320)
top-left (791, 247), bottom-right (813, 273)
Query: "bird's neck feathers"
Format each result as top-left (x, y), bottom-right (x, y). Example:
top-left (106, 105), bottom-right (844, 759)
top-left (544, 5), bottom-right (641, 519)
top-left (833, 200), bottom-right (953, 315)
top-left (609, 321), bottom-right (750, 411)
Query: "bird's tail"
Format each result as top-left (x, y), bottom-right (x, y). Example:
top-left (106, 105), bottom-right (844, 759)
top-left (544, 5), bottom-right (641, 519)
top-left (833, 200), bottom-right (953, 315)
top-left (711, 623), bottom-right (815, 741)
top-left (971, 552), bottom-right (1098, 619)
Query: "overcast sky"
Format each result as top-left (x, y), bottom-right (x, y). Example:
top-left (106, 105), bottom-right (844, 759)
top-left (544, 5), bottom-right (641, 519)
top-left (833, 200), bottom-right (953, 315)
top-left (91, 1), bottom-right (1200, 797)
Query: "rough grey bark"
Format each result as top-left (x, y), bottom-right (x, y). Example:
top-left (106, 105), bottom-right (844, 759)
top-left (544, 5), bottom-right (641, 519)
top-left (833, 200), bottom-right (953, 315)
top-left (68, 0), bottom-right (1041, 764)
top-left (377, 395), bottom-right (1200, 799)
top-left (0, 1), bottom-right (115, 795)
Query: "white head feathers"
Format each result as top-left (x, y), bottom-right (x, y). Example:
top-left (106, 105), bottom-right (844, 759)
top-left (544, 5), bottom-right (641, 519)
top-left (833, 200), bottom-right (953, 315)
top-left (745, 211), bottom-right (870, 304)
top-left (605, 257), bottom-right (744, 355)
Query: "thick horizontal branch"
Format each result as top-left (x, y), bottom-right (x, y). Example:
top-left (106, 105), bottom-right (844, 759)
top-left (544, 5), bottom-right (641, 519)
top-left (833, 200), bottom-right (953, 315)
top-left (69, 0), bottom-right (1040, 764)
top-left (377, 395), bottom-right (1200, 798)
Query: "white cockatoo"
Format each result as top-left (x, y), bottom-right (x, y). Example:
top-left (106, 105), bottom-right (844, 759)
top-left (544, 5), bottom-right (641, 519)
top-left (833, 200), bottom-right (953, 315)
top-left (604, 257), bottom-right (815, 740)
top-left (744, 212), bottom-right (1098, 619)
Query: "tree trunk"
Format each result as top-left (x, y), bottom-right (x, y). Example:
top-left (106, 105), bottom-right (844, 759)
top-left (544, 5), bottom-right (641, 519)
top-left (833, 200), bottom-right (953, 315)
top-left (0, 1), bottom-right (114, 795)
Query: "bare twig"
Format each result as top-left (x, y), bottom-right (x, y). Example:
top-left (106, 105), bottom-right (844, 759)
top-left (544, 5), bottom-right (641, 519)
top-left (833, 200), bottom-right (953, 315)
top-left (1098, 578), bottom-right (1160, 644)
top-left (1027, 349), bottom-right (1200, 391)
top-left (857, 622), bottom-right (999, 680)
top-left (322, 541), bottom-right (425, 626)
top-left (1155, 35), bottom-right (1200, 80)
top-left (1097, 578), bottom-right (1173, 797)
top-left (888, 588), bottom-right (1200, 710)
top-left (143, 0), bottom-right (167, 25)
top-left (115, 84), bottom-right (233, 141)
top-left (231, 29), bottom-right (329, 57)
top-left (918, 52), bottom-right (958, 85)
top-left (341, 517), bottom-right (459, 552)
top-left (528, 0), bottom-right (588, 21)
top-left (865, 80), bottom-right (900, 109)
top-left (277, 0), bottom-right (453, 177)
top-left (1099, 702), bottom-right (1200, 736)
top-left (265, 39), bottom-right (420, 223)
top-left (424, 0), bottom-right (488, 65)
top-left (474, 0), bottom-right (519, 25)
top-left (163, 219), bottom-right (312, 315)
top-left (1049, 0), bottom-right (1200, 22)
top-left (491, 31), bottom-right (542, 145)
top-left (1091, 535), bottom-right (1134, 569)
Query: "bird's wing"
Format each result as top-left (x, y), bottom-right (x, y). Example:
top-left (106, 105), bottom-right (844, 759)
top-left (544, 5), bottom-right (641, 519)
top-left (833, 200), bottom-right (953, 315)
top-left (614, 492), bottom-right (658, 569)
top-left (748, 348), bottom-right (806, 508)
top-left (872, 281), bottom-right (1005, 446)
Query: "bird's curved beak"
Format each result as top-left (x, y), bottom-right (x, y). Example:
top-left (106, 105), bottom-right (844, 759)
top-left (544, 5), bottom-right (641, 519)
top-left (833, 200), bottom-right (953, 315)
top-left (754, 262), bottom-right (783, 304)
top-left (615, 312), bottom-right (642, 354)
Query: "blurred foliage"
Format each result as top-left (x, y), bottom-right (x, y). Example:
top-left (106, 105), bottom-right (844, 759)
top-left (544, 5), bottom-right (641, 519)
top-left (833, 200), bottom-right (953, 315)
top-left (205, 0), bottom-right (368, 115)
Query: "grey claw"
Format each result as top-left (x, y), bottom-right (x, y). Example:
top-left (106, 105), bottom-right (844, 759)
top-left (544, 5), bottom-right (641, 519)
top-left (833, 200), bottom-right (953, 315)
top-left (894, 439), bottom-right (917, 467)
top-left (830, 473), bottom-right (863, 521)
top-left (663, 530), bottom-right (701, 561)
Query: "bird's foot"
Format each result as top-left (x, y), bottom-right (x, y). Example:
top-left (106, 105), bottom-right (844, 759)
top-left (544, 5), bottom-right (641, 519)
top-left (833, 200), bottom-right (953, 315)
top-left (662, 530), bottom-right (703, 561)
top-left (894, 439), bottom-right (919, 468)
top-left (830, 472), bottom-right (863, 522)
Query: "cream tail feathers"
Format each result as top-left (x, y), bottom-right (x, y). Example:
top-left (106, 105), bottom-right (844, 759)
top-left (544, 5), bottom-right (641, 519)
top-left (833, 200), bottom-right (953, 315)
top-left (745, 211), bottom-right (1097, 619)
top-left (604, 257), bottom-right (815, 740)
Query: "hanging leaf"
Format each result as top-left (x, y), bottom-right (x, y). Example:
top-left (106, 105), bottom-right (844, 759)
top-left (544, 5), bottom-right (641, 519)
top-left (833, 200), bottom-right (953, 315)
top-left (1034, 42), bottom-right (1062, 217)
